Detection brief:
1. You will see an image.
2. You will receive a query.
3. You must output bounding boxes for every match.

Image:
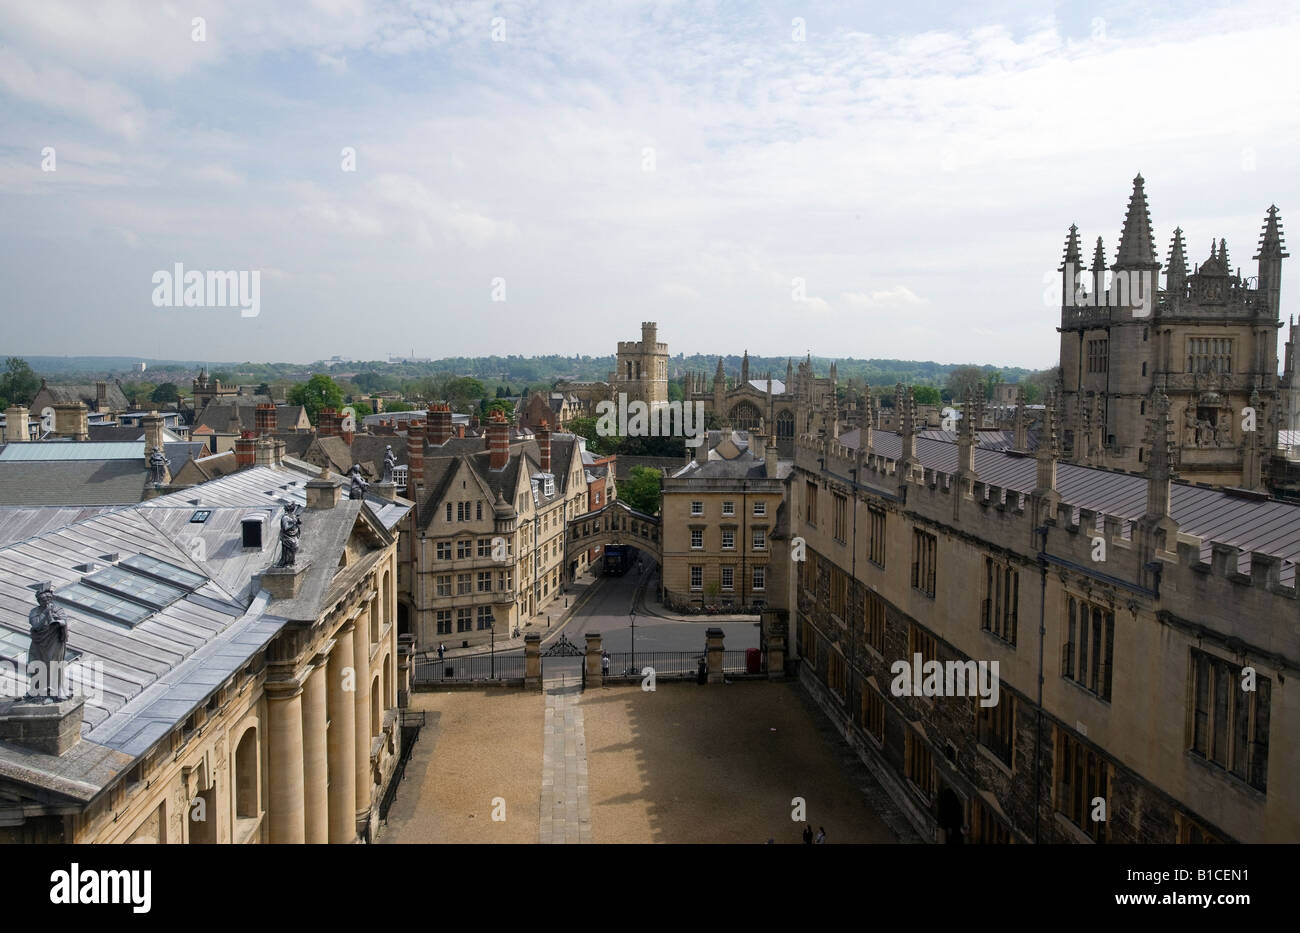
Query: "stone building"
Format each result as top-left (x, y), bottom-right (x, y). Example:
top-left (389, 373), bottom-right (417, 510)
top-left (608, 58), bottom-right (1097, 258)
top-left (1057, 175), bottom-right (1286, 490)
top-left (402, 408), bottom-right (590, 649)
top-left (0, 461), bottom-right (412, 843)
top-left (29, 379), bottom-right (131, 423)
top-left (660, 430), bottom-right (790, 611)
top-left (788, 387), bottom-right (1297, 843)
top-left (613, 321), bottom-right (669, 406)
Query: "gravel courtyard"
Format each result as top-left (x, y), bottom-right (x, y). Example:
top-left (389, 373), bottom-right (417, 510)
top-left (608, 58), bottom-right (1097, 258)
top-left (378, 679), bottom-right (906, 844)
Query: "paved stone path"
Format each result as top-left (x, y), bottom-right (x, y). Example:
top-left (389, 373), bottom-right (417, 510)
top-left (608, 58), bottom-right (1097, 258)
top-left (539, 679), bottom-right (591, 843)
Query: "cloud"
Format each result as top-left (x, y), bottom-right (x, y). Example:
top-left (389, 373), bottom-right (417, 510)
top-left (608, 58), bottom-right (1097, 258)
top-left (842, 286), bottom-right (926, 308)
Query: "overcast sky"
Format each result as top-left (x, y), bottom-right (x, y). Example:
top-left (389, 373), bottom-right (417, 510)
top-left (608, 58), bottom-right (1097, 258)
top-left (2, 0), bottom-right (1297, 369)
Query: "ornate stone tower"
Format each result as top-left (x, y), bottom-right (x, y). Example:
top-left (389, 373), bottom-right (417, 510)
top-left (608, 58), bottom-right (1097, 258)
top-left (1057, 176), bottom-right (1285, 488)
top-left (611, 321), bottom-right (668, 406)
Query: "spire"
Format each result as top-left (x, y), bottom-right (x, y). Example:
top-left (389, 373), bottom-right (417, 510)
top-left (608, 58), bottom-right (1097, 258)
top-left (957, 387), bottom-right (975, 478)
top-left (1014, 386), bottom-right (1028, 452)
top-left (1115, 173), bottom-right (1158, 268)
top-left (1141, 387), bottom-right (1179, 540)
top-left (741, 350), bottom-right (750, 384)
top-left (1166, 226), bottom-right (1188, 277)
top-left (1219, 238), bottom-right (1230, 270)
top-left (1032, 390), bottom-right (1060, 516)
top-left (1255, 205), bottom-right (1289, 260)
top-left (1059, 223), bottom-right (1083, 271)
top-left (785, 358), bottom-right (793, 384)
top-left (1091, 236), bottom-right (1107, 271)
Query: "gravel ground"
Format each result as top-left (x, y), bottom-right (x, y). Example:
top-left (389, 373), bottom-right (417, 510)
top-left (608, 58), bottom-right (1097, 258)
top-left (377, 688), bottom-right (543, 844)
top-left (581, 679), bottom-right (900, 844)
top-left (379, 679), bottom-right (903, 845)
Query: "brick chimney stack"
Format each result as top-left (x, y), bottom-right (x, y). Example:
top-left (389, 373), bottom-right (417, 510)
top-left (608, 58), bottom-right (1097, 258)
top-left (538, 420), bottom-right (551, 473)
top-left (235, 431), bottom-right (257, 467)
top-left (95, 382), bottom-right (108, 411)
top-left (255, 403), bottom-right (276, 437)
top-left (428, 404), bottom-right (452, 445)
top-left (143, 409), bottom-right (166, 456)
top-left (487, 410), bottom-right (510, 470)
top-left (406, 421), bottom-right (425, 490)
top-left (318, 408), bottom-right (338, 437)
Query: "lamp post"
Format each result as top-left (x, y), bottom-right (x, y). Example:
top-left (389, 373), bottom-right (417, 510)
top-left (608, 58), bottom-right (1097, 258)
top-left (489, 621), bottom-right (495, 678)
top-left (629, 606), bottom-right (637, 669)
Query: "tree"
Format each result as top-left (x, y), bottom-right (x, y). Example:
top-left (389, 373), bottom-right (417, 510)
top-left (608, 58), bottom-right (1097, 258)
top-left (288, 374), bottom-right (345, 424)
top-left (347, 399), bottom-right (374, 418)
top-left (480, 398), bottom-right (513, 420)
top-left (983, 369), bottom-right (1004, 401)
top-left (913, 385), bottom-right (941, 406)
top-left (151, 383), bottom-right (180, 404)
top-left (384, 401), bottom-right (415, 413)
top-left (620, 466), bottom-right (663, 515)
top-left (256, 382), bottom-right (272, 398)
top-left (445, 376), bottom-right (486, 412)
top-left (0, 358), bottom-right (41, 407)
top-left (945, 366), bottom-right (985, 403)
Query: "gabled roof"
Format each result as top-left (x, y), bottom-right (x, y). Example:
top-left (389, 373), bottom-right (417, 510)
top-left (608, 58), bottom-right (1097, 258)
top-left (193, 400), bottom-right (307, 433)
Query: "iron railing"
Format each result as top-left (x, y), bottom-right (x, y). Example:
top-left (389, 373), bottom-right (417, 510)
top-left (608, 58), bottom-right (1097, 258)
top-left (412, 652), bottom-right (526, 683)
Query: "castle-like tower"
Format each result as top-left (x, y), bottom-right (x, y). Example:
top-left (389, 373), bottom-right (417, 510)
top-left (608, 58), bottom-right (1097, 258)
top-left (1057, 175), bottom-right (1286, 489)
top-left (611, 321), bottom-right (669, 405)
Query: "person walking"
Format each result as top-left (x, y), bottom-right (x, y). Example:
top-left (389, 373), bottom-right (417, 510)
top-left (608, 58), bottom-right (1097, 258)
top-left (601, 652), bottom-right (611, 677)
top-left (437, 643), bottom-right (445, 660)
top-left (802, 825), bottom-right (813, 845)
top-left (814, 827), bottom-right (826, 844)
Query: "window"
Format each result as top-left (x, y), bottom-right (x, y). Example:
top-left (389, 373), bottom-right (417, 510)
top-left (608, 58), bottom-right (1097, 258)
top-left (1186, 337), bottom-right (1232, 374)
top-left (799, 617), bottom-right (816, 660)
top-left (805, 481), bottom-right (818, 525)
top-left (435, 575), bottom-right (452, 597)
top-left (456, 573), bottom-right (472, 596)
top-left (690, 500), bottom-right (703, 516)
top-left (477, 538), bottom-right (492, 558)
top-left (753, 501), bottom-right (766, 517)
top-left (1087, 338), bottom-right (1109, 373)
top-left (691, 529), bottom-right (703, 549)
top-left (977, 695), bottom-right (1015, 768)
top-left (868, 507), bottom-right (886, 567)
top-left (446, 502), bottom-right (452, 522)
top-left (830, 568), bottom-right (846, 619)
top-left (476, 501), bottom-right (483, 521)
top-left (827, 651), bottom-right (847, 700)
top-left (905, 730), bottom-right (934, 800)
top-left (1189, 649), bottom-right (1270, 792)
top-left (864, 590), bottom-right (885, 653)
top-left (981, 557), bottom-right (1018, 645)
top-left (690, 566), bottom-right (703, 590)
top-left (436, 610), bottom-right (452, 634)
top-left (971, 797), bottom-right (1011, 844)
top-left (477, 571), bottom-right (492, 593)
top-left (456, 502), bottom-right (466, 521)
top-left (721, 566), bottom-right (734, 590)
top-left (436, 541), bottom-right (451, 560)
top-left (832, 493), bottom-right (847, 543)
top-left (1056, 731), bottom-right (1108, 842)
top-left (752, 566), bottom-right (765, 591)
top-left (457, 539), bottom-right (472, 559)
top-left (1176, 813), bottom-right (1223, 844)
top-left (477, 606), bottom-right (494, 630)
top-left (1063, 596), bottom-right (1114, 701)
top-left (752, 528), bottom-right (766, 550)
top-left (722, 501), bottom-right (735, 516)
top-left (910, 529), bottom-right (936, 597)
top-left (498, 571), bottom-right (512, 591)
top-left (909, 624), bottom-right (937, 665)
top-left (860, 683), bottom-right (884, 742)
top-left (721, 529), bottom-right (735, 550)
top-left (456, 608), bottom-right (472, 632)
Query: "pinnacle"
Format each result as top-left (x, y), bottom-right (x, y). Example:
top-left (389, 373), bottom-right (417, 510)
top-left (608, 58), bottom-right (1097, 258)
top-left (1115, 173), bottom-right (1158, 267)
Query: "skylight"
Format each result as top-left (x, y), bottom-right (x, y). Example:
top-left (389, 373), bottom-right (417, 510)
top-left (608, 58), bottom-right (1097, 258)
top-left (121, 553), bottom-right (207, 590)
top-left (52, 553), bottom-right (209, 627)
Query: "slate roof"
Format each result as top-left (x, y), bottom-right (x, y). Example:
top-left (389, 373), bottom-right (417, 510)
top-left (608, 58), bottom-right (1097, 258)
top-left (415, 434), bottom-right (580, 528)
top-left (193, 401), bottom-right (307, 433)
top-left (0, 460), bottom-right (146, 506)
top-left (37, 382), bottom-right (130, 412)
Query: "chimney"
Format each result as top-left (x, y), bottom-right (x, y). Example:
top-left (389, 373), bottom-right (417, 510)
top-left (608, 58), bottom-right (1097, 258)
top-left (254, 436), bottom-right (277, 468)
top-left (143, 409), bottom-right (166, 455)
top-left (428, 404), bottom-right (452, 445)
top-left (751, 431), bottom-right (765, 460)
top-left (406, 421), bottom-right (425, 491)
top-left (765, 437), bottom-right (778, 479)
top-left (455, 423), bottom-right (466, 439)
top-left (236, 431), bottom-right (257, 467)
top-left (318, 408), bottom-right (338, 438)
top-left (487, 410), bottom-right (510, 470)
top-left (305, 469), bottom-right (342, 509)
top-left (695, 432), bottom-right (709, 464)
top-left (95, 381), bottom-right (108, 410)
top-left (538, 420), bottom-right (552, 473)
top-left (255, 403), bottom-right (277, 437)
top-left (53, 402), bottom-right (89, 441)
top-left (4, 405), bottom-right (29, 442)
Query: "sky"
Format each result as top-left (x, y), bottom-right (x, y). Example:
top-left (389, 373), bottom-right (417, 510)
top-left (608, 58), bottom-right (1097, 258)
top-left (1, 0), bottom-right (1298, 370)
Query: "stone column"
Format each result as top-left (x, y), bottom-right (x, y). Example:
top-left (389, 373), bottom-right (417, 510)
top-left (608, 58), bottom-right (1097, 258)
top-left (327, 622), bottom-right (357, 844)
top-left (266, 675), bottom-right (306, 844)
top-left (584, 632), bottom-right (603, 688)
top-left (353, 607), bottom-right (373, 828)
top-left (302, 652), bottom-right (331, 844)
top-left (397, 634), bottom-right (416, 708)
top-left (706, 627), bottom-right (725, 684)
top-left (763, 613), bottom-right (786, 681)
top-left (524, 633), bottom-right (542, 689)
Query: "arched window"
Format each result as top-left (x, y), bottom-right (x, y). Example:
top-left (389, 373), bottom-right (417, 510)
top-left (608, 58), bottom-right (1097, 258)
top-left (383, 654), bottom-right (393, 708)
top-left (370, 677), bottom-right (381, 737)
top-left (776, 410), bottom-right (794, 438)
top-left (235, 727), bottom-right (259, 820)
top-left (731, 402), bottom-right (762, 430)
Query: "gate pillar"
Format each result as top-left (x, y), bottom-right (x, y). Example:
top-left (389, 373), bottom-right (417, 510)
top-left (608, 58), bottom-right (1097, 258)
top-left (584, 632), bottom-right (604, 688)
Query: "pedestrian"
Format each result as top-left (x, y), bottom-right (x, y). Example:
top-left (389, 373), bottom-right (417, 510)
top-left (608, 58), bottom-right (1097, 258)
top-left (601, 652), bottom-right (610, 676)
top-left (437, 643), bottom-right (445, 660)
top-left (815, 826), bottom-right (826, 844)
top-left (802, 825), bottom-right (813, 845)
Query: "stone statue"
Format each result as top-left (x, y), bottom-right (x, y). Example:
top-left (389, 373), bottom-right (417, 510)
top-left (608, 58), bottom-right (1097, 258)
top-left (148, 446), bottom-right (169, 485)
top-left (276, 503), bottom-right (303, 568)
top-left (1184, 405), bottom-right (1198, 446)
top-left (348, 464), bottom-right (368, 500)
top-left (1213, 420), bottom-right (1229, 447)
top-left (1196, 419), bottom-right (1213, 448)
top-left (26, 583), bottom-right (69, 702)
top-left (381, 445), bottom-right (397, 484)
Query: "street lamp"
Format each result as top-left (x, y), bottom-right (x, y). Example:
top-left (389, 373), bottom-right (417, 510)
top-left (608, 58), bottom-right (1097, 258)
top-left (629, 606), bottom-right (637, 669)
top-left (489, 621), bottom-right (496, 678)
